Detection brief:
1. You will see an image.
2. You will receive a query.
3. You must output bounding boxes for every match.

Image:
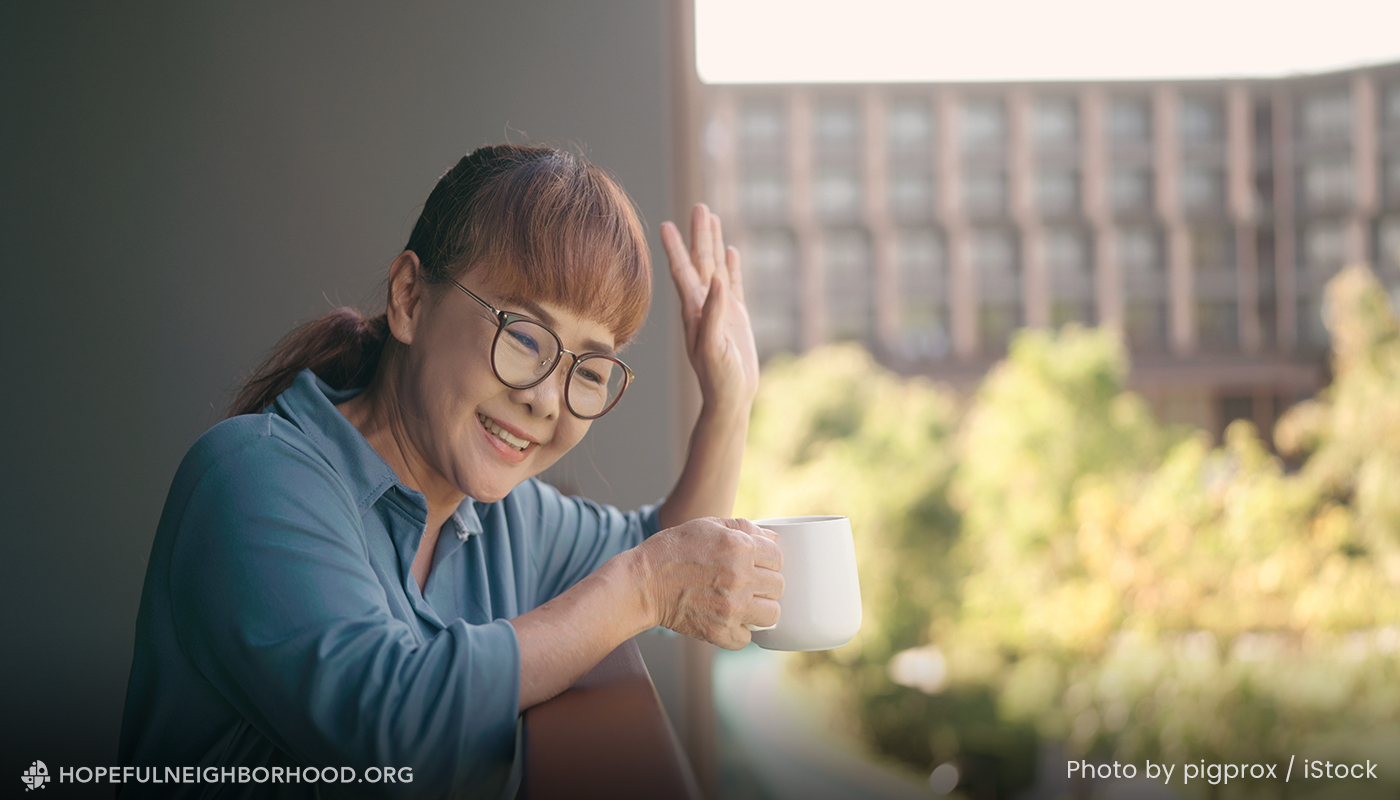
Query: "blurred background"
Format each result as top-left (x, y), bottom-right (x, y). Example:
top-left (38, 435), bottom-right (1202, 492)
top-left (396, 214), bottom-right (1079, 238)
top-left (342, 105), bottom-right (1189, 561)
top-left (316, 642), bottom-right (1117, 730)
top-left (698, 2), bottom-right (1400, 798)
top-left (6, 1), bottom-right (1400, 799)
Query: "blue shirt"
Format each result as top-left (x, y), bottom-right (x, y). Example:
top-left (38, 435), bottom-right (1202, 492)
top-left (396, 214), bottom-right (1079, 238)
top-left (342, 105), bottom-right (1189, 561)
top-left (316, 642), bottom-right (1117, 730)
top-left (119, 369), bottom-right (661, 798)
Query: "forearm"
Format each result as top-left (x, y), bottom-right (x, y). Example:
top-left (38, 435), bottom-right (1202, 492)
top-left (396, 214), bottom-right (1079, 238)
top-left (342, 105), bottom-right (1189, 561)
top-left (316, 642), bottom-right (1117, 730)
top-left (511, 548), bottom-right (656, 711)
top-left (658, 400), bottom-right (751, 529)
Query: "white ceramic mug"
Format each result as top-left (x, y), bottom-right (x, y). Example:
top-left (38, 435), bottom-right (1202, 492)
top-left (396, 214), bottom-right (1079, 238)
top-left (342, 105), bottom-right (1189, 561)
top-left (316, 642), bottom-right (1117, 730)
top-left (746, 515), bottom-right (862, 652)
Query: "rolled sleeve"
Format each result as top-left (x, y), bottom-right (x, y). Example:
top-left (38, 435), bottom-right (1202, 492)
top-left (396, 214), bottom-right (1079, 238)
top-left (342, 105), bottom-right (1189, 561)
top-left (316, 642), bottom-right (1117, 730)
top-left (168, 437), bottom-right (519, 794)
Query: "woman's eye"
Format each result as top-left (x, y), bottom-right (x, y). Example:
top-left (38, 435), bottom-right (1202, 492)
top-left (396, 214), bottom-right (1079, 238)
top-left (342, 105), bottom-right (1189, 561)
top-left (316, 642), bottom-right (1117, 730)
top-left (577, 367), bottom-right (605, 385)
top-left (508, 329), bottom-right (541, 354)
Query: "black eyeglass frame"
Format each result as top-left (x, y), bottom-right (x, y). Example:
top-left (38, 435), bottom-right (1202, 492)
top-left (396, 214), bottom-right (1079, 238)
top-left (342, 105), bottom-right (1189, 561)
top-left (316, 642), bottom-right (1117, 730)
top-left (451, 279), bottom-right (635, 420)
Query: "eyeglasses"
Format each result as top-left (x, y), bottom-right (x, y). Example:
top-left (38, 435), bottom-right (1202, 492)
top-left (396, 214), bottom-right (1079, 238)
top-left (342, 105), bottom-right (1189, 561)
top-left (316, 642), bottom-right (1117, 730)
top-left (452, 280), bottom-right (634, 419)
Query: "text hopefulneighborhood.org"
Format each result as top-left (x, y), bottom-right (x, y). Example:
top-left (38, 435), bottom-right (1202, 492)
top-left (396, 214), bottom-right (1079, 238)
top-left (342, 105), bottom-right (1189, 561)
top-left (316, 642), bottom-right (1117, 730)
top-left (49, 765), bottom-right (413, 787)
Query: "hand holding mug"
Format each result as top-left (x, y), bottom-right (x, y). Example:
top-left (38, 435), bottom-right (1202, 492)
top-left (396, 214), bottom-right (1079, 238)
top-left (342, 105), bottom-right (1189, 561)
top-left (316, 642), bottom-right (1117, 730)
top-left (637, 517), bottom-right (784, 650)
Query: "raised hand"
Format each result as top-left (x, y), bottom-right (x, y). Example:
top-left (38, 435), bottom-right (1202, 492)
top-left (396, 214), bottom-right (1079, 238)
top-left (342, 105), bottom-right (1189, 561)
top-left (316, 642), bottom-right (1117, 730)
top-left (661, 204), bottom-right (760, 414)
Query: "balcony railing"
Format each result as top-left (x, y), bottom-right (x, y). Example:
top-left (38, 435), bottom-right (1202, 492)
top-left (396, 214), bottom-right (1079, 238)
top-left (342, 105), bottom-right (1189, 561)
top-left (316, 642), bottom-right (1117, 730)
top-left (521, 638), bottom-right (703, 800)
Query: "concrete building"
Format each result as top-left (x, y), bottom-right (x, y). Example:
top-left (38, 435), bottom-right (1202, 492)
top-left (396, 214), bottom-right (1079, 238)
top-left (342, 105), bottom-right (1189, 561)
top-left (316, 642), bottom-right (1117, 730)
top-left (699, 62), bottom-right (1400, 437)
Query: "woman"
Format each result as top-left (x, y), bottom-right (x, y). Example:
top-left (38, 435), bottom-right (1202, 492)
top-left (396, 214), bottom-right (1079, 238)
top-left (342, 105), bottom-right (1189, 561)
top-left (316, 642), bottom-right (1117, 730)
top-left (119, 144), bottom-right (781, 798)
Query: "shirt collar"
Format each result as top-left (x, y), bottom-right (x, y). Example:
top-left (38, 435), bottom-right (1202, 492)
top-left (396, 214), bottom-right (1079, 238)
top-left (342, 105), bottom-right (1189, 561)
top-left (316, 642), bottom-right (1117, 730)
top-left (270, 369), bottom-right (483, 537)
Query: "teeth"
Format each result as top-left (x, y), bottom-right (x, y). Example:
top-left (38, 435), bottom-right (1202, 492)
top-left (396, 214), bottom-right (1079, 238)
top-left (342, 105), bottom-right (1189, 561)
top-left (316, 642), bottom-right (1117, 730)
top-left (478, 414), bottom-right (529, 451)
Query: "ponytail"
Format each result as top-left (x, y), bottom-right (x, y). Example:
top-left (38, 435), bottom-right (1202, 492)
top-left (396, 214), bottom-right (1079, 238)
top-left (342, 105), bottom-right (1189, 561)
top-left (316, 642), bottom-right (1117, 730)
top-left (226, 308), bottom-right (389, 418)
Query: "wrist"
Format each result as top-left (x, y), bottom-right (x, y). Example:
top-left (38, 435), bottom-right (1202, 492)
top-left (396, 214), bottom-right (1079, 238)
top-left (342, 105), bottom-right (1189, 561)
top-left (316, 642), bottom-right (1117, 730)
top-left (611, 544), bottom-right (662, 632)
top-left (698, 394), bottom-right (753, 428)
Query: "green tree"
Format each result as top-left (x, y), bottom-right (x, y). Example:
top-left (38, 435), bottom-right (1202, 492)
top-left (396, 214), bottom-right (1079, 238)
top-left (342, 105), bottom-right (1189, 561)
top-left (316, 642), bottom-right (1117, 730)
top-left (740, 267), bottom-right (1400, 798)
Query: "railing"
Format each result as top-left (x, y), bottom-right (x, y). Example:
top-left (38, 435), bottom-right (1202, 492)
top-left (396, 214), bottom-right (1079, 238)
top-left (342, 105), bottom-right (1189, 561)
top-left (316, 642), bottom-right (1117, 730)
top-left (521, 638), bottom-right (704, 800)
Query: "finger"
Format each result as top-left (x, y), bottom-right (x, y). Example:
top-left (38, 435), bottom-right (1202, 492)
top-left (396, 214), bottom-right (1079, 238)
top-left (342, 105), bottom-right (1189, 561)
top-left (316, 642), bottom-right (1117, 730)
top-left (696, 273), bottom-right (727, 353)
top-left (723, 517), bottom-right (778, 544)
top-left (710, 214), bottom-right (728, 287)
top-left (751, 536), bottom-right (782, 573)
top-left (662, 221), bottom-right (704, 325)
top-left (691, 204), bottom-right (715, 286)
top-left (746, 596), bottom-right (781, 628)
top-left (721, 626), bottom-right (752, 651)
top-left (725, 245), bottom-right (746, 305)
top-left (722, 517), bottom-right (765, 536)
top-left (752, 567), bottom-right (784, 600)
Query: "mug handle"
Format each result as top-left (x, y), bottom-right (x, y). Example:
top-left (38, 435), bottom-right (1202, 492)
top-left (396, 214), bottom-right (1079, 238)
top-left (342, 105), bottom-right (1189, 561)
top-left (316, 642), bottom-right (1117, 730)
top-left (744, 623), bottom-right (777, 632)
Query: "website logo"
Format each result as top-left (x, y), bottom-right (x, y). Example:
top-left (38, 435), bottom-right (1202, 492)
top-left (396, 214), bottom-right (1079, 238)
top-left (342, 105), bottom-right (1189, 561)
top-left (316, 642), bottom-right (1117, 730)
top-left (21, 761), bottom-right (49, 791)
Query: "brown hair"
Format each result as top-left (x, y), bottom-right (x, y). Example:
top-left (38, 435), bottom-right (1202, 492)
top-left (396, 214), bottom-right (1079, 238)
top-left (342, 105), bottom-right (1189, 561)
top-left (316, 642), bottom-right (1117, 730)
top-left (227, 144), bottom-right (652, 417)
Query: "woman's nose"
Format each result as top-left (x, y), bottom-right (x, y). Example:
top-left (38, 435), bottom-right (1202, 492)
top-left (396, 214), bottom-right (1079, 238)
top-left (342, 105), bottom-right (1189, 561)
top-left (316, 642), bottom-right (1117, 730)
top-left (511, 364), bottom-right (567, 419)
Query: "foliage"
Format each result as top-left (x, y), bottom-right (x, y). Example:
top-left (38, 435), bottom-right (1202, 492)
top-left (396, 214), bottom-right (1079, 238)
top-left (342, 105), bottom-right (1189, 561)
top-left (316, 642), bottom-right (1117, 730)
top-left (736, 267), bottom-right (1400, 798)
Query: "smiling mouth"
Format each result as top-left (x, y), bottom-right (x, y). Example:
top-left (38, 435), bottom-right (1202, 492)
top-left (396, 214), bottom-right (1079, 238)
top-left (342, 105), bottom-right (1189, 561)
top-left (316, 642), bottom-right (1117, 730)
top-left (478, 413), bottom-right (532, 452)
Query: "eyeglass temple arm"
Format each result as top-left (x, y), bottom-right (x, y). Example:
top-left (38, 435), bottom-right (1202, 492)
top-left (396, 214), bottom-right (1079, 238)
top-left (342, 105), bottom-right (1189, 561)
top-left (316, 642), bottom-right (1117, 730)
top-left (453, 280), bottom-right (502, 319)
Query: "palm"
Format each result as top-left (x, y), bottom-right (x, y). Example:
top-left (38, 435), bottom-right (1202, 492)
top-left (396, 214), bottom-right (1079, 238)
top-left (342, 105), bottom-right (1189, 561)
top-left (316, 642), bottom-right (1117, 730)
top-left (661, 205), bottom-right (760, 411)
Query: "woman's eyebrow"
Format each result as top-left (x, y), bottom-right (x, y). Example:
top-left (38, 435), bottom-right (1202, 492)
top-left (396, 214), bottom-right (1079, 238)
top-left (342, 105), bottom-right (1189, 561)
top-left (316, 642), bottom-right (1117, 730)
top-left (502, 295), bottom-right (618, 356)
top-left (502, 295), bottom-right (554, 325)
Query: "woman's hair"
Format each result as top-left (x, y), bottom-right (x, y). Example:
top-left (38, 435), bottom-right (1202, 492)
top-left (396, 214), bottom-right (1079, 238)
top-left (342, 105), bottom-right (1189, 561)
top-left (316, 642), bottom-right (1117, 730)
top-left (226, 144), bottom-right (652, 417)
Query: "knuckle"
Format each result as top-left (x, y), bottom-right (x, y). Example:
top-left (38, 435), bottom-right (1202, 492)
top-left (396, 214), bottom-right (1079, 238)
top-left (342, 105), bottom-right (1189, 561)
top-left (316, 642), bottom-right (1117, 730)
top-left (719, 593), bottom-right (743, 621)
top-left (724, 564), bottom-right (747, 588)
top-left (719, 530), bottom-right (747, 557)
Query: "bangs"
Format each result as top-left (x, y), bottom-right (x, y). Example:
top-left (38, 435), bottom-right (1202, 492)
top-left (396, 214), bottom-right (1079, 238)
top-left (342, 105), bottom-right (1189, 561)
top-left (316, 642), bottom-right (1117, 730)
top-left (416, 147), bottom-right (651, 346)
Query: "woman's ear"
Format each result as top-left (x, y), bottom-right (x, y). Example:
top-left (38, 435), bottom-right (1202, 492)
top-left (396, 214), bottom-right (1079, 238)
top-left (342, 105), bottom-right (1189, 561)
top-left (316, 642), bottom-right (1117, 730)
top-left (385, 251), bottom-right (426, 345)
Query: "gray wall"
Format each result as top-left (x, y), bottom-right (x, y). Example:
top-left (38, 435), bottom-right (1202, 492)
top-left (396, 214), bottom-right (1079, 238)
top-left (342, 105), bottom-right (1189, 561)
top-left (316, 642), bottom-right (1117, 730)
top-left (1, 1), bottom-right (682, 768)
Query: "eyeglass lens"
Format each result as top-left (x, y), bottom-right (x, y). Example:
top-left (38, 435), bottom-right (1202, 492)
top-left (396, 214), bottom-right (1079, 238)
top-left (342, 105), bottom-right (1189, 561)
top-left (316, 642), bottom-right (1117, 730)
top-left (495, 318), bottom-right (627, 418)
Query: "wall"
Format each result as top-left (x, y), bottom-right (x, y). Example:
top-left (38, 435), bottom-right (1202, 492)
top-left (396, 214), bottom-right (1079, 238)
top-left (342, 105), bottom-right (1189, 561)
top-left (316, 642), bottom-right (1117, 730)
top-left (0, 0), bottom-right (681, 768)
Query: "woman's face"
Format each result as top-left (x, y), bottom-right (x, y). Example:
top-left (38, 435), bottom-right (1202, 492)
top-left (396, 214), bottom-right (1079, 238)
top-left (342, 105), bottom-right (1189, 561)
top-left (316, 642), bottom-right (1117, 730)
top-left (394, 269), bottom-right (617, 504)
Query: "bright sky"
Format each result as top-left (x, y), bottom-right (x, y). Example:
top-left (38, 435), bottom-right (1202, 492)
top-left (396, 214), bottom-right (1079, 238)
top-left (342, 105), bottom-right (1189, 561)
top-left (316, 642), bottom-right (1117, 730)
top-left (696, 0), bottom-right (1400, 84)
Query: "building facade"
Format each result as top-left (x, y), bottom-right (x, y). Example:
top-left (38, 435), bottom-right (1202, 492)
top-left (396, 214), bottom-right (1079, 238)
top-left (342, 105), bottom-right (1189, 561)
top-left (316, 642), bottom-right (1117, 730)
top-left (700, 62), bottom-right (1400, 438)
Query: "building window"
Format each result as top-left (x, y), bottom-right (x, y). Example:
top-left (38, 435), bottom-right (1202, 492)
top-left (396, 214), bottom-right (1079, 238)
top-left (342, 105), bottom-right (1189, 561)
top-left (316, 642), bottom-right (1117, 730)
top-left (1192, 225), bottom-right (1237, 351)
top-left (1197, 299), bottom-right (1238, 351)
top-left (1256, 227), bottom-right (1277, 351)
top-left (1181, 165), bottom-right (1225, 213)
top-left (1304, 219), bottom-right (1347, 277)
top-left (973, 227), bottom-right (1020, 352)
top-left (1108, 96), bottom-right (1151, 145)
top-left (824, 229), bottom-right (873, 343)
top-left (1034, 97), bottom-right (1078, 150)
top-left (740, 168), bottom-right (789, 220)
top-left (744, 229), bottom-right (800, 357)
top-left (1120, 225), bottom-right (1167, 351)
top-left (963, 169), bottom-right (1006, 216)
top-left (1192, 225), bottom-right (1236, 274)
top-left (887, 98), bottom-right (934, 155)
top-left (738, 100), bottom-right (786, 160)
top-left (1379, 216), bottom-right (1400, 318)
top-left (1120, 226), bottom-right (1162, 277)
top-left (896, 228), bottom-right (949, 361)
top-left (1046, 226), bottom-right (1093, 326)
top-left (1180, 96), bottom-right (1224, 144)
top-left (814, 165), bottom-right (862, 221)
top-left (1303, 156), bottom-right (1354, 209)
top-left (1297, 294), bottom-right (1329, 353)
top-left (1380, 215), bottom-right (1400, 275)
top-left (961, 98), bottom-right (1006, 152)
top-left (815, 99), bottom-right (860, 157)
top-left (1110, 167), bottom-right (1153, 214)
top-left (1035, 167), bottom-right (1080, 217)
top-left (1302, 90), bottom-right (1352, 142)
top-left (1386, 84), bottom-right (1400, 127)
top-left (889, 169), bottom-right (935, 221)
